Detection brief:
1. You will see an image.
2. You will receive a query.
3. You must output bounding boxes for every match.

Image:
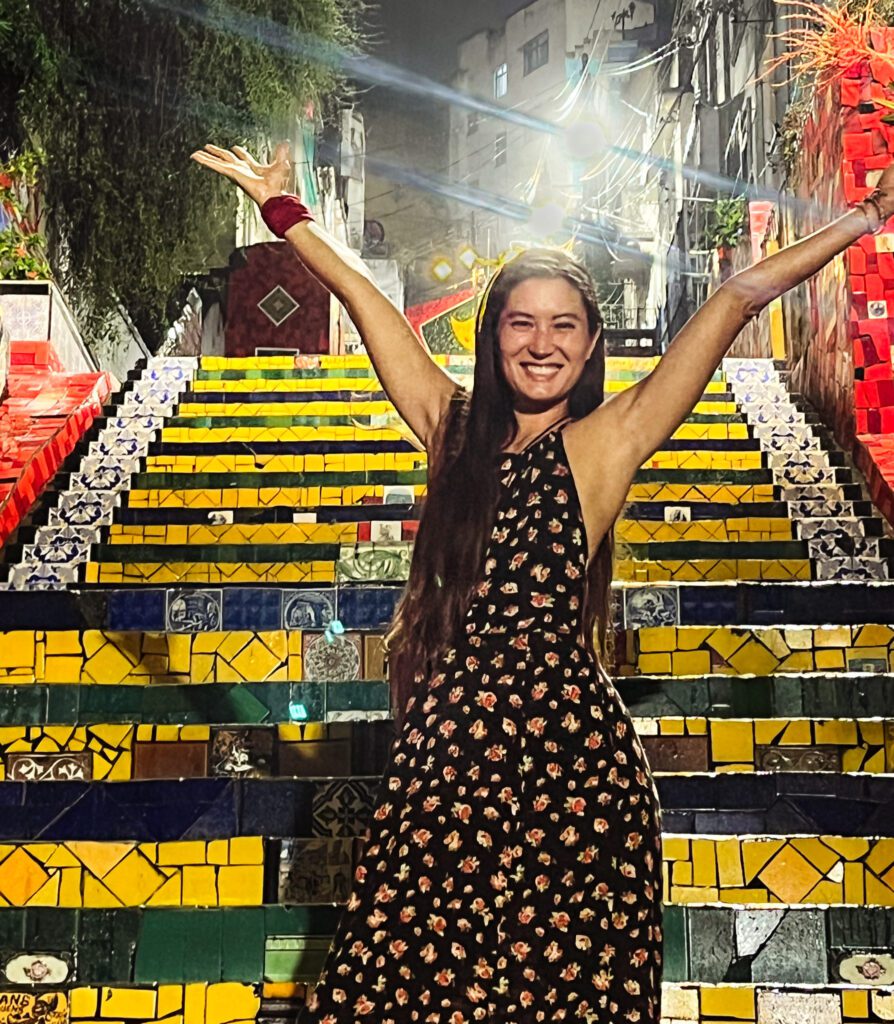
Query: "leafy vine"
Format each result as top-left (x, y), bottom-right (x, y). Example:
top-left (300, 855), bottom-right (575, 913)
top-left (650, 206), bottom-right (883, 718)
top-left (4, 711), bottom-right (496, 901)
top-left (0, 0), bottom-right (365, 347)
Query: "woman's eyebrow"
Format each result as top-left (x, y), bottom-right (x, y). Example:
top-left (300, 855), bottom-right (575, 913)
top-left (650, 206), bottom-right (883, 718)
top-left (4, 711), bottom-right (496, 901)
top-left (501, 310), bottom-right (582, 319)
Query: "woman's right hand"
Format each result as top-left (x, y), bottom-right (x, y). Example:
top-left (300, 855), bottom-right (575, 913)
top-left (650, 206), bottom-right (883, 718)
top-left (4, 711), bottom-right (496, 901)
top-left (190, 141), bottom-right (292, 208)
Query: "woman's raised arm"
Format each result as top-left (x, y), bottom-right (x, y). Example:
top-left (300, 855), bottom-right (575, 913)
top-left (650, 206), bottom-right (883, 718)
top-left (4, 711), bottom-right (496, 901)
top-left (585, 168), bottom-right (894, 481)
top-left (191, 142), bottom-right (459, 451)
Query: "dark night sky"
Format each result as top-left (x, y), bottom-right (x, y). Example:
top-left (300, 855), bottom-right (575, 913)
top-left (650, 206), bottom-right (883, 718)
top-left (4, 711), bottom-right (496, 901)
top-left (369, 0), bottom-right (531, 81)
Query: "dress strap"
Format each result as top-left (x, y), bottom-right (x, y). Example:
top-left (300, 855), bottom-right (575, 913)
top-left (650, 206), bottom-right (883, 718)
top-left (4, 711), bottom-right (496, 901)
top-left (509, 415), bottom-right (575, 456)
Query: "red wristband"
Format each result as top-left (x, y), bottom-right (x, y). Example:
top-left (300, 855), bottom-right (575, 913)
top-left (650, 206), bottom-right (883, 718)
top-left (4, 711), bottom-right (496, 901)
top-left (261, 194), bottom-right (314, 238)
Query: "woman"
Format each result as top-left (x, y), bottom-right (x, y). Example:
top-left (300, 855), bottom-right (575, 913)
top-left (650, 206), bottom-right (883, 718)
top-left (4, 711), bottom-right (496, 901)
top-left (193, 142), bottom-right (894, 1023)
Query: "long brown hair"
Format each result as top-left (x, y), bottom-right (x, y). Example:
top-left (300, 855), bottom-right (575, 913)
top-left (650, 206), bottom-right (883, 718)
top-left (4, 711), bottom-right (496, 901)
top-left (383, 248), bottom-right (613, 734)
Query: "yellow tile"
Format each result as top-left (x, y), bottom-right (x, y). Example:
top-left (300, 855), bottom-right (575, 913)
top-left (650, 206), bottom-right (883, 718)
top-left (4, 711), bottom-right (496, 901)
top-left (99, 988), bottom-right (157, 1019)
top-left (700, 986), bottom-right (755, 1019)
top-left (742, 839), bottom-right (785, 882)
top-left (842, 988), bottom-right (869, 1018)
top-left (711, 721), bottom-right (754, 763)
top-left (855, 625), bottom-right (893, 647)
top-left (68, 842), bottom-right (133, 880)
top-left (662, 837), bottom-right (691, 861)
top-left (0, 632), bottom-right (36, 669)
top-left (102, 850), bottom-right (166, 905)
top-left (815, 648), bottom-right (846, 670)
top-left (70, 988), bottom-right (99, 1018)
top-left (638, 627), bottom-right (677, 653)
top-left (638, 653), bottom-right (672, 675)
top-left (157, 841), bottom-right (207, 866)
top-left (183, 983), bottom-right (207, 1024)
top-left (207, 840), bottom-right (229, 866)
top-left (704, 629), bottom-right (749, 662)
top-left (726, 639), bottom-right (780, 676)
top-left (815, 626), bottom-right (851, 647)
top-left (229, 836), bottom-right (264, 865)
top-left (758, 843), bottom-right (822, 903)
top-left (716, 838), bottom-right (745, 888)
top-left (791, 837), bottom-right (842, 875)
top-left (182, 865), bottom-right (218, 906)
top-left (157, 986), bottom-right (184, 1018)
top-left (778, 720), bottom-right (812, 745)
top-left (217, 866), bottom-right (263, 905)
top-left (815, 720), bottom-right (858, 745)
top-left (206, 984), bottom-right (260, 1024)
top-left (671, 650), bottom-right (712, 675)
top-left (691, 839), bottom-right (717, 887)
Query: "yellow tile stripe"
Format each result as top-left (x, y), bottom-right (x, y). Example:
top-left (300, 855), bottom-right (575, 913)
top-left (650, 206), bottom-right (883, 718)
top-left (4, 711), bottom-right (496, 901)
top-left (62, 983), bottom-right (262, 1024)
top-left (126, 485), bottom-right (426, 509)
top-left (144, 453), bottom-right (426, 474)
top-left (617, 519), bottom-right (793, 543)
top-left (0, 630), bottom-right (303, 685)
top-left (173, 399), bottom-right (740, 418)
top-left (85, 562), bottom-right (338, 585)
top-left (0, 838), bottom-right (263, 907)
top-left (616, 559), bottom-right (811, 582)
top-left (664, 835), bottom-right (894, 907)
top-left (186, 376), bottom-right (730, 396)
top-left (626, 624), bottom-right (894, 677)
top-left (626, 484), bottom-right (775, 503)
top-left (107, 523), bottom-right (362, 545)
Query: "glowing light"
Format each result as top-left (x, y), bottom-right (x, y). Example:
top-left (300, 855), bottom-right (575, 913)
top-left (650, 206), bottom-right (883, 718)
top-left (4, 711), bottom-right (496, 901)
top-left (527, 202), bottom-right (567, 238)
top-left (564, 119), bottom-right (608, 162)
top-left (432, 258), bottom-right (453, 281)
top-left (458, 246), bottom-right (478, 269)
top-left (288, 702), bottom-right (308, 721)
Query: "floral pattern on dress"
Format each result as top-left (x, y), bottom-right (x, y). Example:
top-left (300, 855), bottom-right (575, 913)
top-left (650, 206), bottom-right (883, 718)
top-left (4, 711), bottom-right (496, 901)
top-left (300, 424), bottom-right (663, 1023)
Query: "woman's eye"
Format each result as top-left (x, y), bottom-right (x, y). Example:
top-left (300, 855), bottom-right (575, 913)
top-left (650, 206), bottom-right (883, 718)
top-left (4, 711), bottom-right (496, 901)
top-left (556, 323), bottom-right (574, 330)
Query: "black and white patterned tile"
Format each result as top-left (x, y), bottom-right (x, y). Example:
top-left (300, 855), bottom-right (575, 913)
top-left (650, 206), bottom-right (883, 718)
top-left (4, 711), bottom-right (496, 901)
top-left (7, 357), bottom-right (197, 589)
top-left (725, 358), bottom-right (889, 581)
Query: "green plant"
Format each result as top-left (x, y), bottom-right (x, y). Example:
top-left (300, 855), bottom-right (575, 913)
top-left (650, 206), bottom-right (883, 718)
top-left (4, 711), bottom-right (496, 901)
top-left (708, 196), bottom-right (748, 250)
top-left (0, 0), bottom-right (365, 346)
top-left (0, 150), bottom-right (51, 280)
top-left (779, 93), bottom-right (814, 180)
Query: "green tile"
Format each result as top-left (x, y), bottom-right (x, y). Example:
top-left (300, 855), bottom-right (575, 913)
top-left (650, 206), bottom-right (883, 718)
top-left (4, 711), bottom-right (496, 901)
top-left (221, 909), bottom-right (266, 982)
top-left (0, 686), bottom-right (48, 725)
top-left (135, 910), bottom-right (222, 984)
top-left (662, 905), bottom-right (688, 982)
top-left (24, 908), bottom-right (77, 949)
top-left (0, 909), bottom-right (25, 949)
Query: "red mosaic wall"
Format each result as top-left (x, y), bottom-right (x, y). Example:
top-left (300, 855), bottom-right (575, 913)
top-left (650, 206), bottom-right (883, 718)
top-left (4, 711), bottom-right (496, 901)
top-left (776, 38), bottom-right (894, 523)
top-left (0, 340), bottom-right (111, 545)
top-left (225, 242), bottom-right (331, 357)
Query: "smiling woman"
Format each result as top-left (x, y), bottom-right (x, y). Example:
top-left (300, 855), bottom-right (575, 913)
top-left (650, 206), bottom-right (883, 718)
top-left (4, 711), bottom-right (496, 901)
top-left (192, 140), bottom-right (894, 1024)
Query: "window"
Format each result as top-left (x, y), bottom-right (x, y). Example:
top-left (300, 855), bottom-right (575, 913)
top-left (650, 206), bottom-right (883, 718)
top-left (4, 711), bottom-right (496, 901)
top-left (494, 133), bottom-right (507, 167)
top-left (467, 111), bottom-right (480, 135)
top-left (494, 62), bottom-right (508, 98)
top-left (523, 30), bottom-right (549, 75)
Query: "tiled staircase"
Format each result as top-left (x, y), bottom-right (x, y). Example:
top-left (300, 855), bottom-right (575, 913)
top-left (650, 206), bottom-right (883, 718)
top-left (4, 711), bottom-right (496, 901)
top-left (2, 353), bottom-right (894, 1024)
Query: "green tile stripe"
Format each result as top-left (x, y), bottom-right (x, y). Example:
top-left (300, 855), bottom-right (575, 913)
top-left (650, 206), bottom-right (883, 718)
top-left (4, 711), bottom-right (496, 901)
top-left (194, 367), bottom-right (728, 383)
top-left (7, 675), bottom-right (892, 726)
top-left (129, 469), bottom-right (428, 489)
top-left (619, 539), bottom-right (808, 560)
top-left (163, 411), bottom-right (749, 429)
top-left (0, 905), bottom-right (884, 986)
top-left (92, 542), bottom-right (345, 563)
top-left (128, 467), bottom-right (772, 490)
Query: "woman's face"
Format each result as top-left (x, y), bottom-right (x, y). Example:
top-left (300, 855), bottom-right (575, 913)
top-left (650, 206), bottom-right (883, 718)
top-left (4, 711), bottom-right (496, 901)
top-left (497, 275), bottom-right (597, 411)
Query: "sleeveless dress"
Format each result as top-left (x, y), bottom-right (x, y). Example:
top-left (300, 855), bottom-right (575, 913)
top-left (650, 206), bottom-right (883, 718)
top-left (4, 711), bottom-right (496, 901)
top-left (300, 421), bottom-right (664, 1024)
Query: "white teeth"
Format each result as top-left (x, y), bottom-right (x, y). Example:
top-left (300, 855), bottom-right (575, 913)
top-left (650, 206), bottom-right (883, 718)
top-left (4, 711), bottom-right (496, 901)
top-left (523, 365), bottom-right (559, 378)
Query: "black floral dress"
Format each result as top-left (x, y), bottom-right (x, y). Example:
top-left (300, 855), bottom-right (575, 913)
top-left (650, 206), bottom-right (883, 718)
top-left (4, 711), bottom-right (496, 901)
top-left (300, 421), bottom-right (663, 1023)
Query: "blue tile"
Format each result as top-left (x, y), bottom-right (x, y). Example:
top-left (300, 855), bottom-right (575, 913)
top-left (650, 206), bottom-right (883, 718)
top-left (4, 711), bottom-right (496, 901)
top-left (223, 588), bottom-right (282, 630)
top-left (337, 586), bottom-right (401, 628)
top-left (107, 589), bottom-right (166, 631)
